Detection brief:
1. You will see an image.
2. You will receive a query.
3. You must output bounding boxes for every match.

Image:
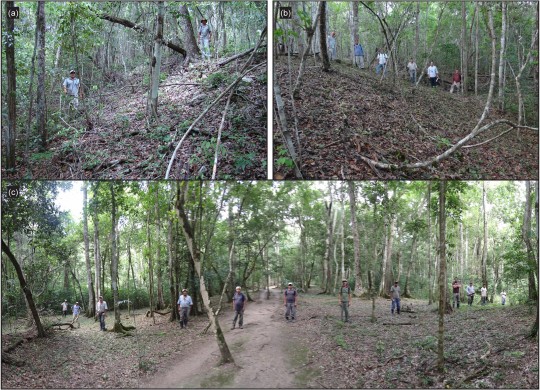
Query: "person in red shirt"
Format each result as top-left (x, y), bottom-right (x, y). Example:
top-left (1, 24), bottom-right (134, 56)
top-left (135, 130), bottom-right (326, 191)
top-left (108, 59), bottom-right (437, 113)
top-left (450, 69), bottom-right (462, 93)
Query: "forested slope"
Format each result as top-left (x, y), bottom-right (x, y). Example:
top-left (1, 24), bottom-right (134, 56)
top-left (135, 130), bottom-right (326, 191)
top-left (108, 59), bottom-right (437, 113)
top-left (274, 58), bottom-right (538, 180)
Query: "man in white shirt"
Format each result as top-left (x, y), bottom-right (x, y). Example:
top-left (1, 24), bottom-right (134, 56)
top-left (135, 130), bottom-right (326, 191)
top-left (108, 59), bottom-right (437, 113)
top-left (198, 19), bottom-right (212, 60)
top-left (63, 70), bottom-right (82, 109)
top-left (96, 296), bottom-right (108, 331)
top-left (376, 49), bottom-right (388, 75)
top-left (466, 282), bottom-right (475, 306)
top-left (177, 289), bottom-right (193, 329)
top-left (407, 59), bottom-right (418, 84)
top-left (427, 61), bottom-right (439, 87)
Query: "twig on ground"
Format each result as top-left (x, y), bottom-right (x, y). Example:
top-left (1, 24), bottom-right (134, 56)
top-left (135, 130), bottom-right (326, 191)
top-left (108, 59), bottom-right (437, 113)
top-left (211, 94), bottom-right (233, 179)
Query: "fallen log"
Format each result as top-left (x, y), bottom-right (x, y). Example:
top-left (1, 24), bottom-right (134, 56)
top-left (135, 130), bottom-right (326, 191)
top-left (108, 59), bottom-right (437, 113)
top-left (382, 322), bottom-right (414, 325)
top-left (218, 45), bottom-right (267, 67)
top-left (50, 322), bottom-right (76, 330)
top-left (3, 338), bottom-right (24, 354)
top-left (146, 310), bottom-right (171, 317)
top-left (1, 353), bottom-right (25, 367)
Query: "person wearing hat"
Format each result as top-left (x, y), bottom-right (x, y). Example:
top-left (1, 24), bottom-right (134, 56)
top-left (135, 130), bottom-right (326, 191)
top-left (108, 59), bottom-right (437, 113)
top-left (61, 299), bottom-right (69, 318)
top-left (198, 18), bottom-right (212, 60)
top-left (231, 286), bottom-right (246, 329)
top-left (96, 296), bottom-right (108, 331)
top-left (339, 279), bottom-right (351, 322)
top-left (284, 283), bottom-right (298, 321)
top-left (62, 69), bottom-right (82, 109)
top-left (177, 288), bottom-right (193, 329)
top-left (390, 281), bottom-right (401, 315)
top-left (72, 301), bottom-right (81, 328)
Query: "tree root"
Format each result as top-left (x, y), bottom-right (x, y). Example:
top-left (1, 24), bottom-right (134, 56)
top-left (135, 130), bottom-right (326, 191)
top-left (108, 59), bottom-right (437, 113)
top-left (358, 119), bottom-right (538, 172)
top-left (1, 353), bottom-right (25, 367)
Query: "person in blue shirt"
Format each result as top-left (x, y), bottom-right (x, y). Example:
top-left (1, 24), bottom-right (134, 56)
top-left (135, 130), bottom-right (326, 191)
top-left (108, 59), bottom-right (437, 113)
top-left (354, 38), bottom-right (365, 69)
top-left (177, 289), bottom-right (193, 329)
top-left (72, 302), bottom-right (81, 328)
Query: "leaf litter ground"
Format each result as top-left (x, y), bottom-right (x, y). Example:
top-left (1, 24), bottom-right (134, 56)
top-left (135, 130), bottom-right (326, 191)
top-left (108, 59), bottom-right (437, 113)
top-left (274, 57), bottom-right (538, 179)
top-left (2, 290), bottom-right (537, 388)
top-left (3, 54), bottom-right (267, 180)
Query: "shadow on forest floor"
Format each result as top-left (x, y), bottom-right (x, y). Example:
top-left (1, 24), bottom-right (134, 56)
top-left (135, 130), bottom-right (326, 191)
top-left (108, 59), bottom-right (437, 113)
top-left (3, 53), bottom-right (267, 180)
top-left (274, 57), bottom-right (539, 180)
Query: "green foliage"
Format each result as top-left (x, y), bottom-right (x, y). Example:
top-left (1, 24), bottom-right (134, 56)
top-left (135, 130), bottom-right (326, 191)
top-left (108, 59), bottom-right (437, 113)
top-left (414, 335), bottom-right (438, 351)
top-left (205, 71), bottom-right (232, 88)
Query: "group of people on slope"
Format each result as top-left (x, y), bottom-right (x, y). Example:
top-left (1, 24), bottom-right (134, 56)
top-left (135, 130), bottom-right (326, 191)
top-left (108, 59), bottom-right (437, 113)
top-left (453, 278), bottom-right (508, 308)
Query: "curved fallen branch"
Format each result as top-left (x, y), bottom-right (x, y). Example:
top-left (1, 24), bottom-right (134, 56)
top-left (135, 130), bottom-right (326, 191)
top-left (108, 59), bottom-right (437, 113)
top-left (358, 119), bottom-right (538, 171)
top-left (165, 27), bottom-right (267, 179)
top-left (211, 93), bottom-right (233, 179)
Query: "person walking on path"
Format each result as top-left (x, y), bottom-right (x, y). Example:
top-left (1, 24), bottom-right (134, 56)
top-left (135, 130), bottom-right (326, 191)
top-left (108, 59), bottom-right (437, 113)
top-left (328, 32), bottom-right (337, 60)
top-left (284, 282), bottom-right (298, 321)
top-left (177, 289), bottom-right (193, 329)
top-left (198, 19), bottom-right (212, 60)
top-left (407, 59), bottom-right (418, 84)
top-left (466, 282), bottom-right (475, 306)
top-left (501, 291), bottom-right (507, 305)
top-left (232, 286), bottom-right (246, 329)
top-left (63, 70), bottom-right (82, 110)
top-left (427, 61), bottom-right (439, 87)
top-left (390, 281), bottom-right (401, 315)
top-left (376, 49), bottom-right (388, 75)
top-left (96, 296), bottom-right (108, 331)
top-left (452, 278), bottom-right (461, 309)
top-left (450, 69), bottom-right (462, 93)
top-left (480, 284), bottom-right (488, 305)
top-left (354, 38), bottom-right (365, 69)
top-left (72, 302), bottom-right (81, 328)
top-left (61, 300), bottom-right (69, 318)
top-left (339, 279), bottom-right (352, 322)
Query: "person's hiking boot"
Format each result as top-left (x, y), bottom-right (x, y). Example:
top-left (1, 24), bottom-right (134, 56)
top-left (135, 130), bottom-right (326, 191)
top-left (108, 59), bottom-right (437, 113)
top-left (231, 325), bottom-right (235, 330)
top-left (285, 317), bottom-right (289, 321)
top-left (239, 326), bottom-right (243, 329)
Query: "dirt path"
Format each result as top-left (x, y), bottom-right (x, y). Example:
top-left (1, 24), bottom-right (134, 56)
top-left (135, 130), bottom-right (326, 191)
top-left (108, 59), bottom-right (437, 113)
top-left (143, 287), bottom-right (297, 388)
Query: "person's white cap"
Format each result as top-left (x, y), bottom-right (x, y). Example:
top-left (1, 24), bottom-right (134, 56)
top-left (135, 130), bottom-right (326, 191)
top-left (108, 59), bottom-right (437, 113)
top-left (69, 69), bottom-right (75, 73)
top-left (236, 286), bottom-right (241, 290)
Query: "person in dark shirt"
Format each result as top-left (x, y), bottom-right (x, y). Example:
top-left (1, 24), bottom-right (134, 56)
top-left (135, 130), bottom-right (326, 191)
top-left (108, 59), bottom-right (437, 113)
top-left (452, 278), bottom-right (461, 308)
top-left (231, 286), bottom-right (246, 329)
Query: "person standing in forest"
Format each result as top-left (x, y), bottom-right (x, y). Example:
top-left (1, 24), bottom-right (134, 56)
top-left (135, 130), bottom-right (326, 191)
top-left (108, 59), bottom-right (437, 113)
top-left (480, 284), bottom-right (488, 305)
top-left (390, 281), bottom-right (401, 315)
top-left (96, 296), bottom-right (108, 331)
top-left (61, 300), bottom-right (69, 318)
top-left (284, 282), bottom-right (298, 321)
top-left (501, 291), bottom-right (507, 305)
top-left (452, 278), bottom-right (461, 309)
top-left (72, 302), bottom-right (81, 328)
top-left (198, 19), bottom-right (212, 60)
top-left (407, 59), bottom-right (418, 84)
top-left (328, 32), bottom-right (337, 60)
top-left (450, 69), bottom-right (462, 93)
top-left (231, 286), bottom-right (246, 329)
top-left (354, 38), bottom-right (364, 69)
top-left (62, 70), bottom-right (82, 110)
top-left (376, 49), bottom-right (388, 75)
top-left (427, 61), bottom-right (439, 87)
top-left (339, 279), bottom-right (352, 322)
top-left (466, 281), bottom-right (475, 306)
top-left (177, 289), bottom-right (193, 329)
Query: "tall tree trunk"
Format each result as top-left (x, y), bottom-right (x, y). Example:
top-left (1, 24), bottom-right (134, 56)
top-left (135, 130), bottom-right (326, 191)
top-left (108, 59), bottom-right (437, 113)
top-left (36, 1), bottom-right (47, 150)
top-left (414, 1), bottom-right (419, 62)
top-left (481, 182), bottom-right (488, 291)
top-left (178, 4), bottom-right (200, 60)
top-left (155, 185), bottom-right (165, 310)
top-left (351, 2), bottom-right (359, 65)
top-left (2, 240), bottom-right (46, 337)
top-left (437, 181), bottom-right (447, 372)
top-left (146, 211), bottom-right (156, 323)
top-left (381, 216), bottom-right (395, 297)
top-left (461, 1), bottom-right (468, 95)
top-left (427, 182), bottom-right (433, 305)
top-left (403, 234), bottom-right (417, 297)
top-left (148, 1), bottom-right (164, 119)
top-left (175, 182), bottom-right (234, 364)
top-left (83, 183), bottom-right (96, 317)
top-left (5, 0), bottom-right (16, 169)
top-left (498, 2), bottom-right (507, 110)
top-left (347, 182), bottom-right (363, 296)
top-left (92, 184), bottom-right (102, 300)
top-left (523, 181), bottom-right (538, 301)
top-left (474, 0), bottom-right (479, 95)
top-left (323, 196), bottom-right (333, 293)
top-left (292, 3), bottom-right (322, 97)
top-left (168, 201), bottom-right (178, 322)
top-left (319, 1), bottom-right (330, 71)
top-left (109, 184), bottom-right (122, 332)
top-left (530, 181), bottom-right (539, 338)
